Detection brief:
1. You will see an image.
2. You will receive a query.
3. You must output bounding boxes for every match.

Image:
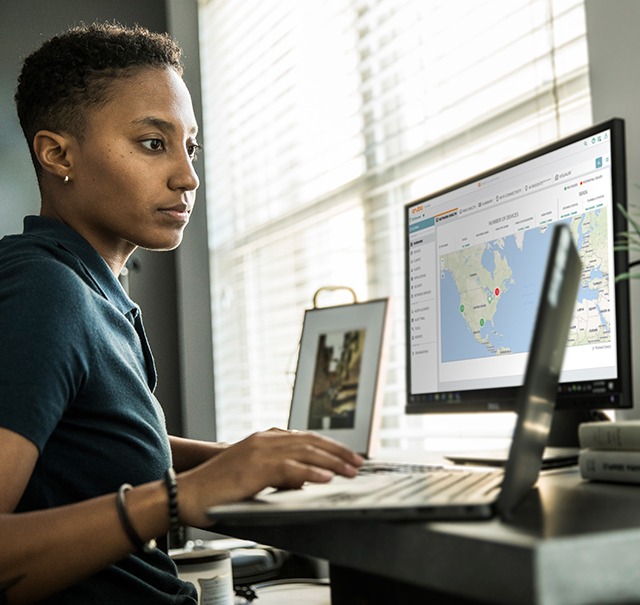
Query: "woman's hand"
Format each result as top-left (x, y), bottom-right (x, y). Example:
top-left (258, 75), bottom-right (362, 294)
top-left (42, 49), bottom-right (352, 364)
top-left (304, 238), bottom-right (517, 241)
top-left (176, 428), bottom-right (363, 527)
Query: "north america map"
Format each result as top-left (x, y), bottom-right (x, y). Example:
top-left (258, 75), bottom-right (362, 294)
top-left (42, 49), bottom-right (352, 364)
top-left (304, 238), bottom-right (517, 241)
top-left (440, 211), bottom-right (610, 362)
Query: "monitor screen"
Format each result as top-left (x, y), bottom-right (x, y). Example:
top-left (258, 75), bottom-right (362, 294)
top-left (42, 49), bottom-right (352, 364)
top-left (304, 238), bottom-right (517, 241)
top-left (405, 118), bottom-right (631, 421)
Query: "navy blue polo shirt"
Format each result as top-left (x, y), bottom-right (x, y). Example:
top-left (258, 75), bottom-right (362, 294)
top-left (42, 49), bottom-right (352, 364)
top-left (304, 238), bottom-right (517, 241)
top-left (0, 216), bottom-right (197, 603)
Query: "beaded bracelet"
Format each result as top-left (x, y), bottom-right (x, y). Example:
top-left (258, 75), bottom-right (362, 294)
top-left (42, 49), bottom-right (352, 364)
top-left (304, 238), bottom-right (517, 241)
top-left (165, 467), bottom-right (181, 547)
top-left (116, 483), bottom-right (157, 553)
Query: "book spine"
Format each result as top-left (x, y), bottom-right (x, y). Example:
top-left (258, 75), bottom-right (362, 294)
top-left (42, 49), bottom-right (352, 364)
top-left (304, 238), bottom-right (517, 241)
top-left (578, 423), bottom-right (640, 451)
top-left (579, 449), bottom-right (640, 484)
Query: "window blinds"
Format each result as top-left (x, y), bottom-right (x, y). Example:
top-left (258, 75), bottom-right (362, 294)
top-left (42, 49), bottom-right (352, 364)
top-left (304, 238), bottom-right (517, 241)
top-left (198, 0), bottom-right (591, 447)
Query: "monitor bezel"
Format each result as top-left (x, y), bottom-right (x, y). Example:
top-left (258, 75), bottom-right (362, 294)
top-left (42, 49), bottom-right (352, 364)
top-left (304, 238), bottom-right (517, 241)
top-left (404, 117), bottom-right (631, 415)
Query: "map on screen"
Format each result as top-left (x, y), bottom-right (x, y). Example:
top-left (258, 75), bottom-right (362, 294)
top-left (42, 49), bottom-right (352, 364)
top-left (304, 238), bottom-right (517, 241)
top-left (440, 210), bottom-right (610, 363)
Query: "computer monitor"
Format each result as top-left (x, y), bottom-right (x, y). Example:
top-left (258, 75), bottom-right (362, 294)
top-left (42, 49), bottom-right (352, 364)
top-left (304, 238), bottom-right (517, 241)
top-left (404, 118), bottom-right (631, 447)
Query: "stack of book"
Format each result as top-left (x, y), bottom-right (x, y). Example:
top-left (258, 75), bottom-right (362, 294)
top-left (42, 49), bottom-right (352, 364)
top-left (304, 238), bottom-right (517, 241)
top-left (578, 420), bottom-right (640, 484)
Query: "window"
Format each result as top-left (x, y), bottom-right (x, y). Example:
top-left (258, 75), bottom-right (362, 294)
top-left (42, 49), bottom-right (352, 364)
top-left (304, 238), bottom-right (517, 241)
top-left (198, 0), bottom-right (591, 448)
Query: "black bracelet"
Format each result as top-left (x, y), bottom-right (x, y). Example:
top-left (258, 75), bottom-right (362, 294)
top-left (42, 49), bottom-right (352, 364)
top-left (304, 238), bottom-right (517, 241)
top-left (164, 467), bottom-right (181, 547)
top-left (116, 483), bottom-right (157, 553)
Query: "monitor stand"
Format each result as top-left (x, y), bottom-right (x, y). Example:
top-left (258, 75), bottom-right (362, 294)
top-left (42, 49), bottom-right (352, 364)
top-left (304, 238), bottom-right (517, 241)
top-left (445, 409), bottom-right (611, 469)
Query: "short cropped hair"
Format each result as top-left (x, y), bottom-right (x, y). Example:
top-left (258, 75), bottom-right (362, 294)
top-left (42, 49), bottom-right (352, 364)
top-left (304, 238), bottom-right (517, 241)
top-left (15, 22), bottom-right (184, 175)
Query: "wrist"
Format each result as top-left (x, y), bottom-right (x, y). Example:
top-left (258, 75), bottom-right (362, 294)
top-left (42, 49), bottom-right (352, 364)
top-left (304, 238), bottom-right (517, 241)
top-left (115, 480), bottom-right (170, 552)
top-left (115, 469), bottom-right (183, 552)
top-left (117, 484), bottom-right (157, 552)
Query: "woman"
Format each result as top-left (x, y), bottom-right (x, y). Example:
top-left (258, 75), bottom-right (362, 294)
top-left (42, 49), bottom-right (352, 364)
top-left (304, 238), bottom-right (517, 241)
top-left (0, 22), bottom-right (362, 604)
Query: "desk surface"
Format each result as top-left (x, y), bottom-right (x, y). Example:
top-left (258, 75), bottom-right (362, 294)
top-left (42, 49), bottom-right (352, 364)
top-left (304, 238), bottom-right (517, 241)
top-left (216, 469), bottom-right (640, 605)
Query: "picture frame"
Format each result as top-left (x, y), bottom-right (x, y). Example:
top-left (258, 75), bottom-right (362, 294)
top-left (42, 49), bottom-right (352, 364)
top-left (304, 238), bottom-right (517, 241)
top-left (287, 298), bottom-right (390, 457)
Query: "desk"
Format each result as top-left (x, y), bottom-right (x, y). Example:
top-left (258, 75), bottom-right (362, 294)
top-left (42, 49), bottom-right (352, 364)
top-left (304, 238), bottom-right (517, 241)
top-left (215, 469), bottom-right (640, 605)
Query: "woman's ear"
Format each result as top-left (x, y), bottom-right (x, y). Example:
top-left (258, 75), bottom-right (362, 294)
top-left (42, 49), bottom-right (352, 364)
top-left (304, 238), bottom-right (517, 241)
top-left (32, 130), bottom-right (74, 180)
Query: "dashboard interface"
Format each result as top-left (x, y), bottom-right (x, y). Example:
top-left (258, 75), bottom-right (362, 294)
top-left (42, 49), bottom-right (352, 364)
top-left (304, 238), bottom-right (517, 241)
top-left (405, 120), bottom-right (630, 412)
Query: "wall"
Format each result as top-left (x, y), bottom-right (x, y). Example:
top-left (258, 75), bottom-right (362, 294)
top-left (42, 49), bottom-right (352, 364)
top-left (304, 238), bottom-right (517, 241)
top-left (166, 1), bottom-right (217, 442)
top-left (585, 0), bottom-right (640, 419)
top-left (0, 0), bottom-right (215, 438)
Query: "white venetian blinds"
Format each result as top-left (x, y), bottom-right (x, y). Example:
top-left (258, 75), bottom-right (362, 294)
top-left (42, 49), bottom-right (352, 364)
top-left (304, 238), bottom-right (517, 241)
top-left (198, 0), bottom-right (591, 446)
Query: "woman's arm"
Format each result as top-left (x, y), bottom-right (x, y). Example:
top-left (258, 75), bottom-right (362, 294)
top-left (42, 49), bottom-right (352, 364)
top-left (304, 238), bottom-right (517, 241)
top-left (0, 427), bottom-right (362, 604)
top-left (0, 427), bottom-right (172, 605)
top-left (0, 480), bottom-right (170, 605)
top-left (168, 435), bottom-right (229, 472)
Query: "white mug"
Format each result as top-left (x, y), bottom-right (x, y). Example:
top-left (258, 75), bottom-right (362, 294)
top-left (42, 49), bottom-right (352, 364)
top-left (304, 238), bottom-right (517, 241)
top-left (173, 549), bottom-right (234, 605)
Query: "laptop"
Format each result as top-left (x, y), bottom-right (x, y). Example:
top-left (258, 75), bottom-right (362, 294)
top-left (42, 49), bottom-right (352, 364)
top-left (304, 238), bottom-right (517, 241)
top-left (207, 222), bottom-right (581, 524)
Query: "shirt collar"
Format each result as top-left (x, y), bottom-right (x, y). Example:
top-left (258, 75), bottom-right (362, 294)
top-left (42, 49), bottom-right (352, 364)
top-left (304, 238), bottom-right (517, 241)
top-left (23, 215), bottom-right (138, 317)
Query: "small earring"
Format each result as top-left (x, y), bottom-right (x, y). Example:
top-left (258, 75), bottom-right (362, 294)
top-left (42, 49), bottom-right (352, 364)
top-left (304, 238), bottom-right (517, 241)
top-left (64, 174), bottom-right (70, 184)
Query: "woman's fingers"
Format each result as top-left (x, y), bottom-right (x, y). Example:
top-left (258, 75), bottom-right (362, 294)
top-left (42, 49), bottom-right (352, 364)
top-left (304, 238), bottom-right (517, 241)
top-left (274, 433), bottom-right (362, 478)
top-left (177, 429), bottom-right (364, 526)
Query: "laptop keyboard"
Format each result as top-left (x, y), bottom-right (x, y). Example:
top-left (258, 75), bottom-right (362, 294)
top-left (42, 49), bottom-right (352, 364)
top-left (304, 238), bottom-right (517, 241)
top-left (359, 461), bottom-right (446, 475)
top-left (333, 465), bottom-right (504, 505)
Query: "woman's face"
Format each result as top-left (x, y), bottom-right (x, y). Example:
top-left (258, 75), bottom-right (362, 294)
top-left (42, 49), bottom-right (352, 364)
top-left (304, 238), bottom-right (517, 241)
top-left (60, 67), bottom-right (200, 268)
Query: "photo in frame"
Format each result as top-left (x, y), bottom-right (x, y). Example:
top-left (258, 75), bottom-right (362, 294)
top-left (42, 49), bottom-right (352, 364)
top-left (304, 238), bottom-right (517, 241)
top-left (287, 298), bottom-right (390, 457)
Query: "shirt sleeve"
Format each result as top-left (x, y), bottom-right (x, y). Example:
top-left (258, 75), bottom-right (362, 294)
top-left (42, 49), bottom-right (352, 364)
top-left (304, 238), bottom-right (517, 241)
top-left (0, 255), bottom-right (90, 452)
